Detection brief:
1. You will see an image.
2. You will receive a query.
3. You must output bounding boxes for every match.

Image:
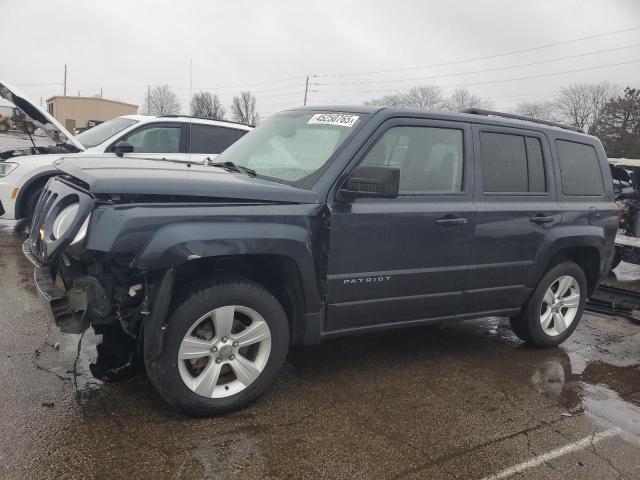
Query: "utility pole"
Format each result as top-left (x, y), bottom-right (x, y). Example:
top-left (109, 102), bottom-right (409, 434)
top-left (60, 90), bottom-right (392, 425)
top-left (147, 85), bottom-right (151, 115)
top-left (303, 75), bottom-right (309, 106)
top-left (189, 58), bottom-right (193, 115)
top-left (100, 88), bottom-right (103, 99)
top-left (63, 64), bottom-right (67, 96)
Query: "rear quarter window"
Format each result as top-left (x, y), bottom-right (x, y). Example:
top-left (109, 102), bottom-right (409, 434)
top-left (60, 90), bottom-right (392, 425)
top-left (556, 140), bottom-right (604, 196)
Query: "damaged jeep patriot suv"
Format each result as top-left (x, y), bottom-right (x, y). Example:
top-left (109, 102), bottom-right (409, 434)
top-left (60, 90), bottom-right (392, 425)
top-left (25, 107), bottom-right (617, 416)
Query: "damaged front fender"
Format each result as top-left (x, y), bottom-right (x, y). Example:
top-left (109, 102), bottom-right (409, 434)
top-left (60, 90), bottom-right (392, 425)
top-left (142, 268), bottom-right (175, 362)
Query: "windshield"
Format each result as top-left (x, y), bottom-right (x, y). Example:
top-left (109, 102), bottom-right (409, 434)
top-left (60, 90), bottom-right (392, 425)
top-left (76, 117), bottom-right (138, 148)
top-left (215, 110), bottom-right (367, 187)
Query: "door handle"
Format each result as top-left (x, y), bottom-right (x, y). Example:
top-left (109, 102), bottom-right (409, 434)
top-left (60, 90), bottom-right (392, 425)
top-left (435, 216), bottom-right (467, 226)
top-left (529, 214), bottom-right (554, 224)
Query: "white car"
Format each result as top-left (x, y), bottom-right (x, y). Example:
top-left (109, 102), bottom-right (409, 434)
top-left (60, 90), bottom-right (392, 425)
top-left (0, 81), bottom-right (252, 220)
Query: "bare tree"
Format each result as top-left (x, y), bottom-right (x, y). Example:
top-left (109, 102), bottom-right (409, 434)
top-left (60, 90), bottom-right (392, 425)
top-left (231, 91), bottom-right (259, 125)
top-left (366, 86), bottom-right (491, 111)
top-left (403, 85), bottom-right (444, 109)
top-left (190, 91), bottom-right (225, 119)
top-left (365, 94), bottom-right (406, 107)
top-left (443, 89), bottom-right (493, 111)
top-left (555, 81), bottom-right (616, 133)
top-left (140, 84), bottom-right (181, 116)
top-left (514, 101), bottom-right (558, 122)
top-left (365, 85), bottom-right (444, 109)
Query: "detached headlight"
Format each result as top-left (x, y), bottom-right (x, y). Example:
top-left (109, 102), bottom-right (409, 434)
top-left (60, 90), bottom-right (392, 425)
top-left (70, 213), bottom-right (91, 246)
top-left (52, 203), bottom-right (80, 240)
top-left (52, 203), bottom-right (91, 246)
top-left (0, 162), bottom-right (18, 177)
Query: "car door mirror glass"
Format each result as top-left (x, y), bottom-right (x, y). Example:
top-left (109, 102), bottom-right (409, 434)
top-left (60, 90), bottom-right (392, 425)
top-left (113, 140), bottom-right (134, 157)
top-left (340, 165), bottom-right (400, 199)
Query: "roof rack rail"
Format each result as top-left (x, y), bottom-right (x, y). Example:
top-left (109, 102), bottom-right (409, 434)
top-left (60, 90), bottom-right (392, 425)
top-left (461, 108), bottom-right (583, 133)
top-left (156, 114), bottom-right (254, 128)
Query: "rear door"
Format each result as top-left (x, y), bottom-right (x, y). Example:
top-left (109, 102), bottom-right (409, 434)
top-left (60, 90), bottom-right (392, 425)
top-left (325, 118), bottom-right (476, 332)
top-left (463, 125), bottom-right (560, 314)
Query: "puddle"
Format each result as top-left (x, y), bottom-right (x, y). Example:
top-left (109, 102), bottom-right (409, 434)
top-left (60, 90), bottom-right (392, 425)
top-left (532, 349), bottom-right (640, 440)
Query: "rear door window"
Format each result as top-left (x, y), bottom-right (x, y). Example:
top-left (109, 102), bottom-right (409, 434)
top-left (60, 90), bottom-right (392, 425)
top-left (190, 125), bottom-right (245, 154)
top-left (481, 132), bottom-right (547, 193)
top-left (556, 140), bottom-right (604, 196)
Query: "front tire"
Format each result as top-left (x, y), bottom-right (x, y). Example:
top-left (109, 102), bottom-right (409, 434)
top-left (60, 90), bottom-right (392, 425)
top-left (146, 278), bottom-right (289, 416)
top-left (24, 186), bottom-right (44, 223)
top-left (510, 262), bottom-right (587, 348)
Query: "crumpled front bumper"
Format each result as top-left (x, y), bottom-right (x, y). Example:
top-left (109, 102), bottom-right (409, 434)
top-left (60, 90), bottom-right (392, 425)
top-left (23, 240), bottom-right (84, 334)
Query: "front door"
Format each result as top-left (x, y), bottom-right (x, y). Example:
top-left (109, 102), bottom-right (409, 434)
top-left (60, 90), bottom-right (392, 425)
top-left (113, 122), bottom-right (188, 162)
top-left (325, 119), bottom-right (476, 333)
top-left (462, 125), bottom-right (561, 314)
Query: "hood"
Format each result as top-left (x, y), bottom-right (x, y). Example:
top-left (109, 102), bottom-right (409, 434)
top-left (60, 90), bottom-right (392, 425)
top-left (57, 156), bottom-right (318, 204)
top-left (0, 80), bottom-right (84, 151)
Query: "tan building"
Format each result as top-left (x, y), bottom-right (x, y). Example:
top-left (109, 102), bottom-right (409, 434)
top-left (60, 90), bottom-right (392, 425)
top-left (46, 96), bottom-right (139, 132)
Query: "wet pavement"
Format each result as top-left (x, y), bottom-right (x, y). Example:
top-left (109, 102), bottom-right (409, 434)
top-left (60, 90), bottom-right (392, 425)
top-left (1, 219), bottom-right (639, 480)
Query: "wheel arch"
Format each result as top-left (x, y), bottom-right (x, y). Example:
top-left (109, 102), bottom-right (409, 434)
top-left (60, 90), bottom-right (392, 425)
top-left (143, 253), bottom-right (315, 363)
top-left (172, 254), bottom-right (309, 344)
top-left (531, 229), bottom-right (604, 296)
top-left (15, 169), bottom-right (58, 219)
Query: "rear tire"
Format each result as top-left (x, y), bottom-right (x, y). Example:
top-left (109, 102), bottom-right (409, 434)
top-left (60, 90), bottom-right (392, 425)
top-left (146, 278), bottom-right (289, 417)
top-left (510, 262), bottom-right (587, 348)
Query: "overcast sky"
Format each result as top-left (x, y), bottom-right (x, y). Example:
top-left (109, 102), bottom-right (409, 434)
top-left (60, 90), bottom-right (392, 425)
top-left (2, 0), bottom-right (640, 117)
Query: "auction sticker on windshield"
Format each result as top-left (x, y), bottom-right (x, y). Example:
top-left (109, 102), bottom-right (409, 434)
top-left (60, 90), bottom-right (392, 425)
top-left (308, 113), bottom-right (359, 127)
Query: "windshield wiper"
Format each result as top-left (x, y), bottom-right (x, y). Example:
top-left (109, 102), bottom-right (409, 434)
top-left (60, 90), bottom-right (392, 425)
top-left (207, 159), bottom-right (256, 177)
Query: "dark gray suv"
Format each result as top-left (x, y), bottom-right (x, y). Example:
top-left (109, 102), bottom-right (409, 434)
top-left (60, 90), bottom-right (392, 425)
top-left (24, 106), bottom-right (618, 416)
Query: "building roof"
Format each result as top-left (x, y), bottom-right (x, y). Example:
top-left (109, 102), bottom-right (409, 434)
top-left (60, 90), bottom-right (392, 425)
top-left (46, 95), bottom-right (138, 108)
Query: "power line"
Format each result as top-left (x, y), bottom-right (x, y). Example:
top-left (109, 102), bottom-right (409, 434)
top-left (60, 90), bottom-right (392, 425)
top-left (314, 25), bottom-right (640, 78)
top-left (481, 90), bottom-right (560, 101)
top-left (313, 43), bottom-right (640, 87)
top-left (189, 75), bottom-right (307, 91)
top-left (312, 59), bottom-right (640, 95)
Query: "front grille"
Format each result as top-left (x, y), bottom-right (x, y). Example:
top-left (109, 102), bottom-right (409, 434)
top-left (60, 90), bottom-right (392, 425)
top-left (27, 177), bottom-right (94, 263)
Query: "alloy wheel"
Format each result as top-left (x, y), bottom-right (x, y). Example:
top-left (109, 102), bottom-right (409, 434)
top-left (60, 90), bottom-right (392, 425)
top-left (539, 275), bottom-right (581, 337)
top-left (177, 305), bottom-right (272, 398)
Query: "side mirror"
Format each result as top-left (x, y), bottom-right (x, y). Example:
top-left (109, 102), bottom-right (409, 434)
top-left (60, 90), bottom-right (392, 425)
top-left (340, 165), bottom-right (400, 199)
top-left (113, 140), bottom-right (134, 157)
